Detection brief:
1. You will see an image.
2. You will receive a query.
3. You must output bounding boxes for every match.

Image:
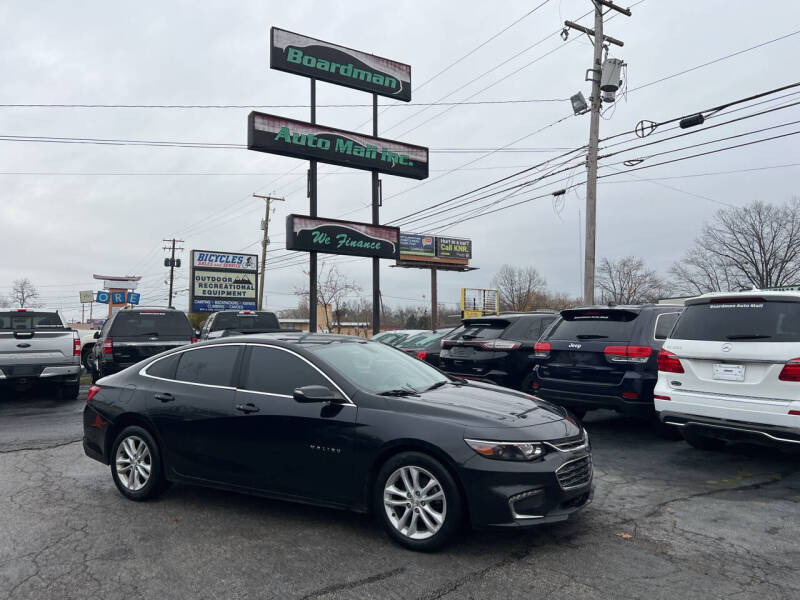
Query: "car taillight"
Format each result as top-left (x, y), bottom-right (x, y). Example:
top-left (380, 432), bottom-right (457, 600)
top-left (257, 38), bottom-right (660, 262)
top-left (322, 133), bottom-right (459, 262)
top-left (479, 340), bottom-right (520, 350)
top-left (103, 338), bottom-right (113, 354)
top-left (73, 331), bottom-right (81, 356)
top-left (191, 337), bottom-right (198, 343)
top-left (657, 349), bottom-right (684, 373)
top-left (441, 340), bottom-right (456, 348)
top-left (604, 345), bottom-right (652, 364)
top-left (87, 385), bottom-right (101, 403)
top-left (778, 358), bottom-right (800, 382)
top-left (16, 308), bottom-right (27, 312)
top-left (416, 350), bottom-right (427, 361)
top-left (534, 342), bottom-right (551, 358)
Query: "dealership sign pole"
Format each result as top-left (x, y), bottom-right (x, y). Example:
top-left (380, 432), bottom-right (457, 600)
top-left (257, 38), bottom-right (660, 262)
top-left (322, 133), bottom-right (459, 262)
top-left (260, 28), bottom-right (417, 333)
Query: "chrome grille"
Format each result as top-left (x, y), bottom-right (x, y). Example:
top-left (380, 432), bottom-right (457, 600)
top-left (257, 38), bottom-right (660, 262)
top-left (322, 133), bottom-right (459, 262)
top-left (555, 455), bottom-right (592, 490)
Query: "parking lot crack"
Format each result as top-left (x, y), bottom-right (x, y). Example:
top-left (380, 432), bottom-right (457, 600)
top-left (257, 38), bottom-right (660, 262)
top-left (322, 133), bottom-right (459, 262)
top-left (0, 438), bottom-right (81, 454)
top-left (299, 566), bottom-right (405, 600)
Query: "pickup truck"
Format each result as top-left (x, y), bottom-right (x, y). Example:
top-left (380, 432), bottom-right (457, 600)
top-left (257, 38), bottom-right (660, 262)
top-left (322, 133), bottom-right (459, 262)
top-left (198, 310), bottom-right (291, 340)
top-left (0, 309), bottom-right (81, 398)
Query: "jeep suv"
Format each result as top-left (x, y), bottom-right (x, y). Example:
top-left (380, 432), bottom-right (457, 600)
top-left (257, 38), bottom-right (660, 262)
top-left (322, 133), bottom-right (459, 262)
top-left (655, 291), bottom-right (800, 451)
top-left (438, 313), bottom-right (557, 390)
top-left (530, 305), bottom-right (682, 419)
top-left (90, 307), bottom-right (195, 381)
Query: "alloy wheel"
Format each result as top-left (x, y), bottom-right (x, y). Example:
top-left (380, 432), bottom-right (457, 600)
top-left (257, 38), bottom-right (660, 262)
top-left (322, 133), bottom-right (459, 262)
top-left (115, 435), bottom-right (152, 492)
top-left (383, 465), bottom-right (447, 540)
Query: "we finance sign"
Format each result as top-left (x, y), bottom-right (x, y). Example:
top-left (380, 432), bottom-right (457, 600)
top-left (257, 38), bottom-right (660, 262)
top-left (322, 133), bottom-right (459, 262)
top-left (270, 27), bottom-right (411, 101)
top-left (248, 112), bottom-right (428, 180)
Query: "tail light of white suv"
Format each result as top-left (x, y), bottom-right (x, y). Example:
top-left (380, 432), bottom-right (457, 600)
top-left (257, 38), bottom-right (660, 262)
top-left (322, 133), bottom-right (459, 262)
top-left (778, 358), bottom-right (800, 382)
top-left (657, 349), bottom-right (684, 373)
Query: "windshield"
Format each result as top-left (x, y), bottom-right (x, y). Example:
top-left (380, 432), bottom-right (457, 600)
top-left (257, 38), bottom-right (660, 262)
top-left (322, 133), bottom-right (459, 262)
top-left (672, 300), bottom-right (800, 342)
top-left (0, 311), bottom-right (67, 331)
top-left (309, 341), bottom-right (449, 394)
top-left (110, 311), bottom-right (193, 337)
top-left (450, 322), bottom-right (509, 341)
top-left (212, 312), bottom-right (279, 331)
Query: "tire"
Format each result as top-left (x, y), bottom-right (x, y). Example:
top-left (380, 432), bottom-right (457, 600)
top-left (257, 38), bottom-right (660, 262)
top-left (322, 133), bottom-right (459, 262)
top-left (110, 425), bottom-right (169, 501)
top-left (61, 383), bottom-right (80, 400)
top-left (374, 451), bottom-right (462, 552)
top-left (682, 429), bottom-right (727, 451)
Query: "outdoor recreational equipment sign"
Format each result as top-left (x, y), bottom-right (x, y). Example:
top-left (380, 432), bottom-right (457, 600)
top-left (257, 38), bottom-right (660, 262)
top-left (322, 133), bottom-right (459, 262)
top-left (270, 27), bottom-right (412, 102)
top-left (286, 214), bottom-right (400, 259)
top-left (190, 250), bottom-right (259, 312)
top-left (248, 112), bottom-right (429, 180)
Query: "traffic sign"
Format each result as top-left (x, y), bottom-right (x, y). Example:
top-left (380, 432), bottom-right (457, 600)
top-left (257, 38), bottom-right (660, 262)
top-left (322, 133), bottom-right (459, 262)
top-left (96, 291), bottom-right (110, 304)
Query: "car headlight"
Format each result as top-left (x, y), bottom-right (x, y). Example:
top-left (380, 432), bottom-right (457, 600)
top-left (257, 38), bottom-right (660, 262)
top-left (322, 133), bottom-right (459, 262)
top-left (464, 439), bottom-right (544, 461)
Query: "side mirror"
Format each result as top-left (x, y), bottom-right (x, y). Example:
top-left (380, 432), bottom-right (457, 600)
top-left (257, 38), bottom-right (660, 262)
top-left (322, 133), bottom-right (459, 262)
top-left (93, 331), bottom-right (100, 339)
top-left (293, 385), bottom-right (343, 403)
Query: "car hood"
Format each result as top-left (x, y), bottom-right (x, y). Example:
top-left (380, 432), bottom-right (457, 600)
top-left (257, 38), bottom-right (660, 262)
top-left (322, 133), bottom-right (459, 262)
top-left (389, 381), bottom-right (575, 435)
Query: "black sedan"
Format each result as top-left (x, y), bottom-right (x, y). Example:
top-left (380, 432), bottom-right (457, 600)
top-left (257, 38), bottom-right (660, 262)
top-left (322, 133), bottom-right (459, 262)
top-left (83, 333), bottom-right (592, 551)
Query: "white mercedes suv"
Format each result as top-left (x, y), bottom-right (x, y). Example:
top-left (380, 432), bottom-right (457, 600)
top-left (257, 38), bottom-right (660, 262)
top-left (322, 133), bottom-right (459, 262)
top-left (654, 290), bottom-right (800, 451)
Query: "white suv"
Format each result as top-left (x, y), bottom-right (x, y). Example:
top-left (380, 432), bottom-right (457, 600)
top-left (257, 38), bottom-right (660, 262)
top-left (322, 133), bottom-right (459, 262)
top-left (654, 290), bottom-right (800, 451)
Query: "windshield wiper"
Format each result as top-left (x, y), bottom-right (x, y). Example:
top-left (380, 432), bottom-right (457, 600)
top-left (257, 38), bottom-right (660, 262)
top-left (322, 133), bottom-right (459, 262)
top-left (575, 334), bottom-right (608, 339)
top-left (378, 388), bottom-right (420, 397)
top-left (726, 334), bottom-right (772, 340)
top-left (425, 380), bottom-right (449, 392)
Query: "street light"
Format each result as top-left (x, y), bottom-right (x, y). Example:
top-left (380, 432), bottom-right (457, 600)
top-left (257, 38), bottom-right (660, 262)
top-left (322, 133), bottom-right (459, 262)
top-left (570, 91), bottom-right (589, 115)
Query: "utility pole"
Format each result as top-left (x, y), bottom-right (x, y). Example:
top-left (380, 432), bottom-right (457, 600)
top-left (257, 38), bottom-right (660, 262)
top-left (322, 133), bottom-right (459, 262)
top-left (253, 193), bottom-right (285, 310)
top-left (565, 0), bottom-right (630, 305)
top-left (162, 238), bottom-right (184, 308)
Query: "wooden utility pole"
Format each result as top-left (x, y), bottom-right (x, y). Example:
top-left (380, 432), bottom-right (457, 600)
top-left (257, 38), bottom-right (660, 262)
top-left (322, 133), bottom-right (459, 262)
top-left (253, 193), bottom-right (285, 310)
top-left (431, 268), bottom-right (438, 330)
top-left (566, 0), bottom-right (630, 305)
top-left (163, 238), bottom-right (184, 308)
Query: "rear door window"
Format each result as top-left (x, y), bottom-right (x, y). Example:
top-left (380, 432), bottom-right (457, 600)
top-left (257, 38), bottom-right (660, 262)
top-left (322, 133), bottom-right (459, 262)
top-left (110, 311), bottom-right (193, 337)
top-left (671, 299), bottom-right (800, 342)
top-left (175, 346), bottom-right (240, 386)
top-left (546, 309), bottom-right (639, 342)
top-left (146, 353), bottom-right (180, 379)
top-left (654, 312), bottom-right (681, 340)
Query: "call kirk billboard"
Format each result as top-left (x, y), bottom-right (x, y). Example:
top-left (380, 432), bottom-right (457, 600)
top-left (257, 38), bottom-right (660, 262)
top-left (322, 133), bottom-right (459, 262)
top-left (270, 27), bottom-right (411, 101)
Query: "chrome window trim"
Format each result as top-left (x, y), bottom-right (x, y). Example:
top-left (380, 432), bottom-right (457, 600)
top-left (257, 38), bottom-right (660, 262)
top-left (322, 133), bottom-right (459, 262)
top-left (653, 311), bottom-right (681, 341)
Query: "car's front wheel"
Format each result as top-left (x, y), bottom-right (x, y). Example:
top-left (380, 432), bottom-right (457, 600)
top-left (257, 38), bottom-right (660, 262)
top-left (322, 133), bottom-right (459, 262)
top-left (110, 426), bottom-right (168, 501)
top-left (375, 452), bottom-right (462, 551)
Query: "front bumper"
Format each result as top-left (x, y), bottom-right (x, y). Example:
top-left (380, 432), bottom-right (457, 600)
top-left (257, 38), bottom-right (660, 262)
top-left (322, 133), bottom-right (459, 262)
top-left (459, 450), bottom-right (593, 528)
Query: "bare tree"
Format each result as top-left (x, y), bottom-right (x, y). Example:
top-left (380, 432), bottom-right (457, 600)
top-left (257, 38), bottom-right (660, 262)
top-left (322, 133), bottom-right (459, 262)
top-left (491, 265), bottom-right (547, 312)
top-left (596, 256), bottom-right (670, 304)
top-left (295, 264), bottom-right (362, 332)
top-left (10, 278), bottom-right (40, 308)
top-left (670, 197), bottom-right (800, 294)
top-left (0, 295), bottom-right (9, 308)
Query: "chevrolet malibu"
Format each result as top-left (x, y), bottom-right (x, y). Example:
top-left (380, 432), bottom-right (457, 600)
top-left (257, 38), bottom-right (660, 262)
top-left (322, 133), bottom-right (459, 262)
top-left (83, 333), bottom-right (592, 551)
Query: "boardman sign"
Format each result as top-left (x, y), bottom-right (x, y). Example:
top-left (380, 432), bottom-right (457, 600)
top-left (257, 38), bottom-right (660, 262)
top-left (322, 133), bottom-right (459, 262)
top-left (190, 249), bottom-right (258, 312)
top-left (270, 27), bottom-right (411, 101)
top-left (286, 214), bottom-right (399, 259)
top-left (248, 112), bottom-right (429, 180)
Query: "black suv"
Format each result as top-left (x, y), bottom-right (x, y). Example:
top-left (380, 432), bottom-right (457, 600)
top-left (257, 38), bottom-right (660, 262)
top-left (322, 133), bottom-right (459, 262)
top-left (90, 308), bottom-right (196, 381)
top-left (198, 310), bottom-right (284, 340)
top-left (529, 305), bottom-right (682, 419)
top-left (438, 313), bottom-right (557, 390)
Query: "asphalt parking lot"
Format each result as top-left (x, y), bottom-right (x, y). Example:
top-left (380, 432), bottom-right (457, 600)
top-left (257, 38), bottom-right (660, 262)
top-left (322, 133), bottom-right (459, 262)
top-left (1, 387), bottom-right (798, 600)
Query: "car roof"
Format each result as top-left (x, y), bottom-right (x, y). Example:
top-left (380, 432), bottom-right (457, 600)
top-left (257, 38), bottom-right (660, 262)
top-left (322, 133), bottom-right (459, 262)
top-left (686, 290), bottom-right (800, 305)
top-left (217, 332), bottom-right (369, 346)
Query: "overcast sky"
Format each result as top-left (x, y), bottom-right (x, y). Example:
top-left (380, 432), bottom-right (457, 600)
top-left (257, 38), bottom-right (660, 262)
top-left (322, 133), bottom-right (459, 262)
top-left (1, 0), bottom-right (799, 320)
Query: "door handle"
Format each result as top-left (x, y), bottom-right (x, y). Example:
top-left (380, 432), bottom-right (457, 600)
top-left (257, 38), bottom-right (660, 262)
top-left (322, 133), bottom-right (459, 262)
top-left (154, 393), bottom-right (174, 402)
top-left (235, 403), bottom-right (260, 414)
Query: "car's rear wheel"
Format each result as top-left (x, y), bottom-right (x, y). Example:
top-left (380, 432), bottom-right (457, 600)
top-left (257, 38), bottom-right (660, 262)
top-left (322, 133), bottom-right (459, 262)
top-left (682, 429), bottom-right (727, 451)
top-left (110, 426), bottom-right (168, 501)
top-left (61, 382), bottom-right (80, 400)
top-left (375, 452), bottom-right (462, 552)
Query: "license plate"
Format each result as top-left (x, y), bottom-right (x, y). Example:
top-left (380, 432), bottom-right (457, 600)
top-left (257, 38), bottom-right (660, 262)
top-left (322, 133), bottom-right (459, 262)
top-left (450, 346), bottom-right (472, 357)
top-left (713, 363), bottom-right (745, 382)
